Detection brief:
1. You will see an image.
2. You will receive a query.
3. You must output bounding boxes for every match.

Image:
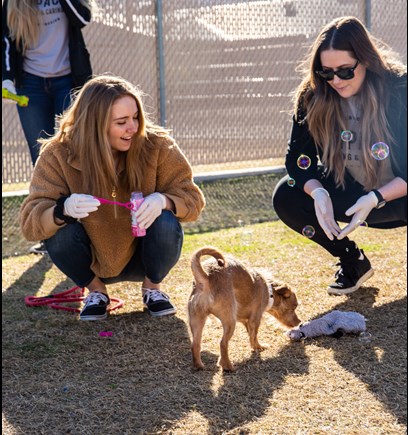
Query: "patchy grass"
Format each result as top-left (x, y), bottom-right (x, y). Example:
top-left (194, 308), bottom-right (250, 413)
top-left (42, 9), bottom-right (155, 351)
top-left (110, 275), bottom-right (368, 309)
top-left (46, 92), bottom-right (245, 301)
top-left (2, 221), bottom-right (407, 434)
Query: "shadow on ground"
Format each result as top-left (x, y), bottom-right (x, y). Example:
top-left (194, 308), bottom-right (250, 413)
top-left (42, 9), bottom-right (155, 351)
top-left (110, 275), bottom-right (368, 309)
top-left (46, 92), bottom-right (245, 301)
top-left (2, 259), bottom-right (406, 433)
top-left (293, 287), bottom-right (407, 426)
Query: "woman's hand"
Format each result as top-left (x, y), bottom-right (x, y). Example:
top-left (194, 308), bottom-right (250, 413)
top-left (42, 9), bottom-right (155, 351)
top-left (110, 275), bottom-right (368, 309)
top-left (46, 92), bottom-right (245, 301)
top-left (310, 188), bottom-right (341, 240)
top-left (63, 194), bottom-right (101, 218)
top-left (134, 193), bottom-right (167, 229)
top-left (2, 79), bottom-right (17, 104)
top-left (2, 79), bottom-right (16, 94)
top-left (337, 192), bottom-right (378, 240)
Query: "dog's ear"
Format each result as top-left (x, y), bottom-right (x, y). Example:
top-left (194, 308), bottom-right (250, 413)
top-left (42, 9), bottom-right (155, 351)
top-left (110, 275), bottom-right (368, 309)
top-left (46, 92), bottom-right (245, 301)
top-left (274, 284), bottom-right (292, 298)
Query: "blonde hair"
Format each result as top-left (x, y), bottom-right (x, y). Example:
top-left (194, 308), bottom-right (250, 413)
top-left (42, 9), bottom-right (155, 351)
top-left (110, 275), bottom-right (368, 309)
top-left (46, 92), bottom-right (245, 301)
top-left (294, 16), bottom-right (406, 190)
top-left (7, 0), bottom-right (39, 52)
top-left (7, 0), bottom-right (98, 53)
top-left (40, 74), bottom-right (171, 196)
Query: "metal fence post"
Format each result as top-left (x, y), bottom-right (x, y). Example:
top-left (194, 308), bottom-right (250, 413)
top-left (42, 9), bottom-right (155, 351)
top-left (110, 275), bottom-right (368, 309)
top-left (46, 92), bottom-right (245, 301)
top-left (365, 0), bottom-right (372, 31)
top-left (156, 0), bottom-right (166, 127)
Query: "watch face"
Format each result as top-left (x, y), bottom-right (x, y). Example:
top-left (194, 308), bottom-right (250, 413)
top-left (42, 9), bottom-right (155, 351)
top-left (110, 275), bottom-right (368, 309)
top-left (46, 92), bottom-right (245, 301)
top-left (377, 200), bottom-right (386, 209)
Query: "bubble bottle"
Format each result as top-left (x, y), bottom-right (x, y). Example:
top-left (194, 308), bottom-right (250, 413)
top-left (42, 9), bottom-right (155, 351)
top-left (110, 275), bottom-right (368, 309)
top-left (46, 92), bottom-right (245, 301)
top-left (130, 192), bottom-right (146, 237)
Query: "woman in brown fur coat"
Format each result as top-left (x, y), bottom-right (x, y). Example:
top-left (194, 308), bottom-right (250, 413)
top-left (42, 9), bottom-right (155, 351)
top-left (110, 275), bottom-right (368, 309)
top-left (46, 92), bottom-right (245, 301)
top-left (19, 74), bottom-right (205, 320)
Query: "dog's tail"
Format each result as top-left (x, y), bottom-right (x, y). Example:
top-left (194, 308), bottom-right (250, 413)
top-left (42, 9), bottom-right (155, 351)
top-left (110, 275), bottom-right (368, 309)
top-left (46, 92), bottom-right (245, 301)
top-left (191, 246), bottom-right (226, 285)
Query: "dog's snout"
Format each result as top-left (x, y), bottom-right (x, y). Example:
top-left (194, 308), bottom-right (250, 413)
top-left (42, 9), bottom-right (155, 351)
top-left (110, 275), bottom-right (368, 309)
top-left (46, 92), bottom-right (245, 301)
top-left (279, 311), bottom-right (301, 328)
top-left (291, 318), bottom-right (301, 328)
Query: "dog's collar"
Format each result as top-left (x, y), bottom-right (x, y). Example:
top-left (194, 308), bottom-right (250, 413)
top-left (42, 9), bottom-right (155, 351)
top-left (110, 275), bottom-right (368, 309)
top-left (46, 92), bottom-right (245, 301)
top-left (266, 283), bottom-right (274, 310)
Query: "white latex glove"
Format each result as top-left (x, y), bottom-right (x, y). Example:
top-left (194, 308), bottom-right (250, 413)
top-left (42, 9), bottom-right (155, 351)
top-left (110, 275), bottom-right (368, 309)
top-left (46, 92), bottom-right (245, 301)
top-left (63, 194), bottom-right (101, 219)
top-left (134, 192), bottom-right (166, 229)
top-left (2, 79), bottom-right (16, 94)
top-left (337, 192), bottom-right (377, 240)
top-left (310, 187), bottom-right (341, 241)
top-left (2, 79), bottom-right (17, 104)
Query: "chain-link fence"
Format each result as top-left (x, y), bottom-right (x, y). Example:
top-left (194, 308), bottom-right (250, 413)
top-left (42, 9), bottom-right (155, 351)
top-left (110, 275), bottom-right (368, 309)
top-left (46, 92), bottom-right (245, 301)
top-left (2, 0), bottom-right (407, 257)
top-left (2, 0), bottom-right (407, 184)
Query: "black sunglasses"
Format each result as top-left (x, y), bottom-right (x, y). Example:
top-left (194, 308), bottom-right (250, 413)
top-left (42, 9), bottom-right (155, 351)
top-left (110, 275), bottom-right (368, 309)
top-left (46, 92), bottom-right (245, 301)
top-left (315, 60), bottom-right (359, 81)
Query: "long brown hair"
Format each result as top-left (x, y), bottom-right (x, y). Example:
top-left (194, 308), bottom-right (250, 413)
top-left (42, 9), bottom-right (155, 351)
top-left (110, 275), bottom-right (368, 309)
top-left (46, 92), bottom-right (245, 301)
top-left (294, 16), bottom-right (406, 190)
top-left (40, 75), bottom-right (171, 196)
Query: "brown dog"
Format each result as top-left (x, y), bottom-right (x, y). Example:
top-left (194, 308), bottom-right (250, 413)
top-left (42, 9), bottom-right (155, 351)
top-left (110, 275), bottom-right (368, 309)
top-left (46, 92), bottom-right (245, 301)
top-left (188, 246), bottom-right (301, 372)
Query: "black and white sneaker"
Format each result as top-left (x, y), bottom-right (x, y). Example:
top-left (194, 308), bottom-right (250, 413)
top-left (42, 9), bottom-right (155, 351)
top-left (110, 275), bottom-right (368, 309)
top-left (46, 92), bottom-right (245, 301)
top-left (80, 291), bottom-right (110, 320)
top-left (29, 241), bottom-right (47, 255)
top-left (327, 250), bottom-right (374, 295)
top-left (142, 289), bottom-right (177, 317)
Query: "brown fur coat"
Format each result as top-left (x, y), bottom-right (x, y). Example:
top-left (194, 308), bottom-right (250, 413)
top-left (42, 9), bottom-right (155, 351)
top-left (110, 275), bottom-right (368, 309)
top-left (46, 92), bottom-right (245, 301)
top-left (19, 137), bottom-right (205, 278)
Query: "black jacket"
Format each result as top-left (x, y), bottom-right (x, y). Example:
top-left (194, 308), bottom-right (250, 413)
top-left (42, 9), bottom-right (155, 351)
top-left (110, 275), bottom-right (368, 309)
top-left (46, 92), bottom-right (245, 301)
top-left (285, 72), bottom-right (407, 191)
top-left (2, 0), bottom-right (92, 89)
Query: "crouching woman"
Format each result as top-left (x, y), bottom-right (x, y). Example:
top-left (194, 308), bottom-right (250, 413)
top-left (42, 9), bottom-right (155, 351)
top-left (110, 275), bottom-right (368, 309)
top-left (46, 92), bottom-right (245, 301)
top-left (19, 75), bottom-right (205, 320)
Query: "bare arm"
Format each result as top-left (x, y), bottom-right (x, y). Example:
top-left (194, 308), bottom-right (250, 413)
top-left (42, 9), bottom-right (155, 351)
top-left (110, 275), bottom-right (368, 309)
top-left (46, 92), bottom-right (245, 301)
top-left (377, 177), bottom-right (407, 202)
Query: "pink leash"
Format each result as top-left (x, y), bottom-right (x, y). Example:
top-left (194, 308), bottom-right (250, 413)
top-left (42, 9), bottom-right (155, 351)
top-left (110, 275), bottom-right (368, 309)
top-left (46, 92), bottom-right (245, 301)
top-left (25, 285), bottom-right (124, 313)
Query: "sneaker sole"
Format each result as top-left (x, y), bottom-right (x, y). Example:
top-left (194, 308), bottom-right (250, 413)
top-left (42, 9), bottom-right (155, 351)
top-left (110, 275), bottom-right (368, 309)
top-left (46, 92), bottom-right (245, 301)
top-left (79, 313), bottom-right (108, 321)
top-left (327, 268), bottom-right (374, 295)
top-left (148, 308), bottom-right (177, 317)
top-left (29, 249), bottom-right (47, 255)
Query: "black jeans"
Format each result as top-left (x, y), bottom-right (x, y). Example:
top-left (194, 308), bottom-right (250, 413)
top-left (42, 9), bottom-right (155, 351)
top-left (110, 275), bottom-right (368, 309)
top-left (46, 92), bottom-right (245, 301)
top-left (272, 170), bottom-right (407, 260)
top-left (44, 211), bottom-right (184, 287)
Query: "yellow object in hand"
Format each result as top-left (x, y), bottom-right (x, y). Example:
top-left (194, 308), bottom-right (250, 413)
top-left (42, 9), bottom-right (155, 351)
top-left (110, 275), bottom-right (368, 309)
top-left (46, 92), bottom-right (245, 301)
top-left (2, 88), bottom-right (29, 107)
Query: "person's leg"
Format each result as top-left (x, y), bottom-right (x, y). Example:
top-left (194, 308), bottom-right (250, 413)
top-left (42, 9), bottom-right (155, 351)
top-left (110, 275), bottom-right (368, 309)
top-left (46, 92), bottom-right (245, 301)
top-left (140, 210), bottom-right (183, 316)
top-left (325, 179), bottom-right (406, 294)
top-left (103, 211), bottom-right (183, 316)
top-left (48, 74), bottom-right (73, 115)
top-left (142, 210), bottom-right (184, 284)
top-left (272, 171), bottom-right (406, 294)
top-left (44, 223), bottom-right (110, 320)
top-left (104, 210), bottom-right (184, 285)
top-left (16, 73), bottom-right (55, 165)
top-left (44, 223), bottom-right (98, 288)
top-left (272, 173), bottom-right (361, 260)
top-left (18, 74), bottom-right (74, 255)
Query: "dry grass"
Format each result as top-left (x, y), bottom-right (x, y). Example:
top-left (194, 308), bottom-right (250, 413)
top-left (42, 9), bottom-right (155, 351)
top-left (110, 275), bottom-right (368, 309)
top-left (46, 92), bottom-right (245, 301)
top-left (2, 221), bottom-right (407, 435)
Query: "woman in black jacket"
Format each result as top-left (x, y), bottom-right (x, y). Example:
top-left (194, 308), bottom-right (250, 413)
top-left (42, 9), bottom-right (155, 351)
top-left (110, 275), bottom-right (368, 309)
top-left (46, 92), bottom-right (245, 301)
top-left (2, 0), bottom-right (97, 254)
top-left (273, 16), bottom-right (407, 295)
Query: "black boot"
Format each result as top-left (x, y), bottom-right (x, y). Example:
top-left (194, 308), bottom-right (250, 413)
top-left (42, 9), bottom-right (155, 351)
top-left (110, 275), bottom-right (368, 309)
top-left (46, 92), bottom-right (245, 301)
top-left (327, 249), bottom-right (374, 295)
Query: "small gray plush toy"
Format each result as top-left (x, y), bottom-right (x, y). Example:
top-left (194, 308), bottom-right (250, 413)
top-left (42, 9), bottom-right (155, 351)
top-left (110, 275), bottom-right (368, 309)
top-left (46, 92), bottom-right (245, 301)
top-left (287, 310), bottom-right (366, 340)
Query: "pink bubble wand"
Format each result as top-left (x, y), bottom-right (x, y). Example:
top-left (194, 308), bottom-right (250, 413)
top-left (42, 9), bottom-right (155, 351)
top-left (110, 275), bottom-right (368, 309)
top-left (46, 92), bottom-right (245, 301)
top-left (94, 197), bottom-right (135, 210)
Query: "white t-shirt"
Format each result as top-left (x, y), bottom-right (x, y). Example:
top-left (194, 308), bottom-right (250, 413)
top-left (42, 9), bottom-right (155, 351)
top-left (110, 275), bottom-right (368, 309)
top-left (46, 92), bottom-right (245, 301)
top-left (23, 0), bottom-right (70, 77)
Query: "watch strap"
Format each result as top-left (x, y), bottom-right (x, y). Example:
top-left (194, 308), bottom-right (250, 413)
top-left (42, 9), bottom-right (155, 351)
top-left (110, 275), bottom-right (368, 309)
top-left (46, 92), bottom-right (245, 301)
top-left (371, 190), bottom-right (386, 209)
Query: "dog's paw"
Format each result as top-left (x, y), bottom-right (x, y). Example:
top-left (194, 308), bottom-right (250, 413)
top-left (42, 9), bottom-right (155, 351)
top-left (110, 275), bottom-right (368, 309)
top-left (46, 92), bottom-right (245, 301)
top-left (221, 365), bottom-right (237, 373)
top-left (218, 358), bottom-right (236, 372)
top-left (193, 362), bottom-right (205, 370)
top-left (252, 343), bottom-right (268, 352)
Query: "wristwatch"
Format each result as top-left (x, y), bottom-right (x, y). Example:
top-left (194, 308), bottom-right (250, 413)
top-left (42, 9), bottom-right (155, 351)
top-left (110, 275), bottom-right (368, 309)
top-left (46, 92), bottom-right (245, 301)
top-left (371, 189), bottom-right (386, 209)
